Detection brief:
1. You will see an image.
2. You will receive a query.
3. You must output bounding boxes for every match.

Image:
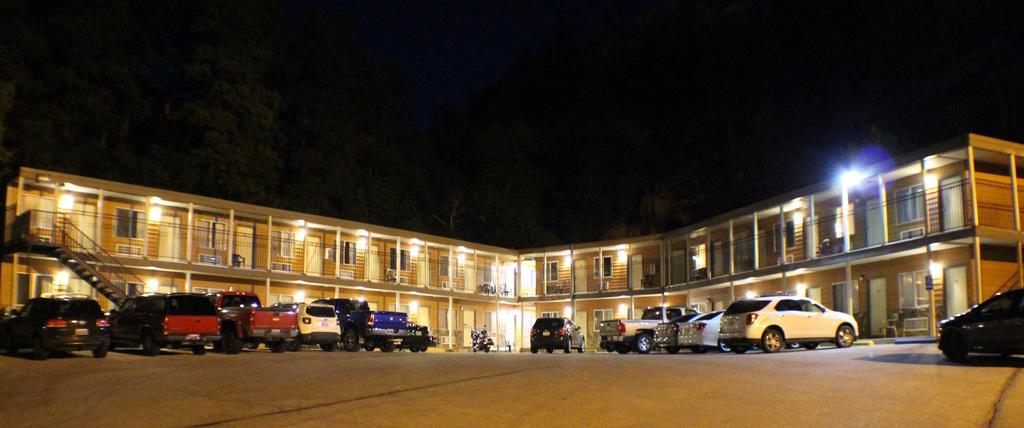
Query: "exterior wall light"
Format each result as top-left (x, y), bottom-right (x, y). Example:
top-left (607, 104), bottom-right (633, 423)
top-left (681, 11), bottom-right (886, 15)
top-left (745, 290), bottom-right (756, 299)
top-left (295, 291), bottom-right (306, 303)
top-left (58, 193), bottom-right (74, 211)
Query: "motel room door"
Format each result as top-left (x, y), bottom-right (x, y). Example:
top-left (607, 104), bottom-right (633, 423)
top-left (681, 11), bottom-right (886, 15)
top-left (367, 245), bottom-right (381, 281)
top-left (630, 254), bottom-right (643, 289)
top-left (868, 278), bottom-right (887, 337)
top-left (159, 214), bottom-right (182, 261)
top-left (945, 266), bottom-right (968, 317)
top-left (305, 235), bottom-right (322, 276)
top-left (233, 225), bottom-right (254, 268)
top-left (940, 176), bottom-right (965, 231)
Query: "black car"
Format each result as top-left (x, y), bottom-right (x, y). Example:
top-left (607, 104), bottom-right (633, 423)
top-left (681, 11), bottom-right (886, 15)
top-left (939, 289), bottom-right (1024, 362)
top-left (399, 324), bottom-right (436, 352)
top-left (530, 317), bottom-right (585, 354)
top-left (1, 295), bottom-right (111, 360)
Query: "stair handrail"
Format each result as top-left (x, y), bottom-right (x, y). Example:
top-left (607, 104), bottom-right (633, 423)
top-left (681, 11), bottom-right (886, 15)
top-left (47, 211), bottom-right (147, 291)
top-left (994, 270), bottom-right (1020, 295)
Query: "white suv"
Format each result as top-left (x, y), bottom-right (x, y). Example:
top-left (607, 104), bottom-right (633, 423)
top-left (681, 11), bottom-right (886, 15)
top-left (295, 303), bottom-right (341, 352)
top-left (718, 295), bottom-right (858, 354)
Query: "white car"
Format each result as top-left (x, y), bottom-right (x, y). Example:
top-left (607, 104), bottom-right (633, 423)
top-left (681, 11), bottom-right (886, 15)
top-left (718, 295), bottom-right (859, 354)
top-left (677, 311), bottom-right (729, 353)
top-left (295, 303), bottom-right (341, 352)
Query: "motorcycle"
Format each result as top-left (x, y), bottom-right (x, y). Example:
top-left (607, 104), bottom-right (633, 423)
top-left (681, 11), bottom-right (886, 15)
top-left (471, 328), bottom-right (494, 353)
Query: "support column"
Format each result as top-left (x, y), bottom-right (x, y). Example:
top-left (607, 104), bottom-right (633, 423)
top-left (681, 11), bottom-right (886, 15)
top-left (516, 256), bottom-right (522, 297)
top-left (424, 242), bottom-right (431, 288)
top-left (728, 220), bottom-right (735, 276)
top-left (186, 203), bottom-right (194, 263)
top-left (570, 248), bottom-right (576, 293)
top-left (265, 278), bottom-right (271, 304)
top-left (395, 291), bottom-right (400, 311)
top-left (629, 295), bottom-right (635, 319)
top-left (447, 296), bottom-right (454, 351)
top-left (11, 254), bottom-right (19, 306)
top-left (841, 179), bottom-right (852, 253)
top-left (335, 227), bottom-right (341, 278)
top-left (334, 286), bottom-right (339, 298)
top-left (448, 246), bottom-right (454, 289)
top-left (1010, 153), bottom-right (1020, 231)
top-left (1019, 241), bottom-right (1023, 290)
top-left (396, 237), bottom-right (402, 283)
top-left (779, 205), bottom-right (787, 292)
top-left (973, 237), bottom-right (983, 303)
top-left (227, 209), bottom-right (235, 267)
top-left (807, 194), bottom-right (816, 257)
top-left (143, 197), bottom-right (151, 258)
top-left (926, 244), bottom-right (936, 337)
top-left (920, 159), bottom-right (932, 235)
top-left (752, 212), bottom-right (760, 270)
top-left (968, 146), bottom-right (981, 227)
top-left (705, 230), bottom-right (711, 279)
top-left (367, 234), bottom-right (374, 281)
top-left (542, 253), bottom-right (548, 295)
top-left (878, 175), bottom-right (889, 244)
top-left (844, 262), bottom-right (854, 316)
top-left (265, 215), bottom-right (273, 271)
top-left (599, 247), bottom-right (605, 290)
top-left (96, 189), bottom-right (104, 248)
top-left (185, 271), bottom-right (192, 293)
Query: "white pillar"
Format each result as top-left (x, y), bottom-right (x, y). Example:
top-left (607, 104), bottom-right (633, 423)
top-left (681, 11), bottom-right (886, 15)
top-left (447, 296), bottom-right (454, 351)
top-left (395, 291), bottom-right (400, 311)
top-left (185, 271), bottom-right (192, 293)
top-left (752, 212), bottom-right (760, 270)
top-left (186, 203), bottom-right (194, 263)
top-left (143, 196), bottom-right (151, 258)
top-left (265, 277), bottom-right (271, 303)
top-left (968, 146), bottom-right (980, 227)
top-left (335, 227), bottom-right (341, 278)
top-left (396, 237), bottom-right (401, 283)
top-left (728, 219), bottom-right (735, 276)
top-left (266, 215), bottom-right (273, 271)
top-left (808, 194), bottom-right (816, 257)
top-left (227, 209), bottom-right (235, 267)
top-left (841, 179), bottom-right (852, 253)
top-left (424, 241), bottom-right (431, 288)
top-left (96, 189), bottom-right (104, 248)
top-left (598, 247), bottom-right (604, 290)
top-left (920, 158), bottom-right (931, 235)
top-left (1010, 154), bottom-right (1020, 231)
top-left (878, 175), bottom-right (889, 244)
top-left (542, 253), bottom-right (548, 295)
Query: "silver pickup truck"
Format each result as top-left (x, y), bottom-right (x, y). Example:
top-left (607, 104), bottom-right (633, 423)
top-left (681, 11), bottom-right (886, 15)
top-left (599, 306), bottom-right (697, 354)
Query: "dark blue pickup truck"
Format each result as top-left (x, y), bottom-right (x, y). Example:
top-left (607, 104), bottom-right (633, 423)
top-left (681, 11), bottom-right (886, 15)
top-left (313, 298), bottom-right (410, 352)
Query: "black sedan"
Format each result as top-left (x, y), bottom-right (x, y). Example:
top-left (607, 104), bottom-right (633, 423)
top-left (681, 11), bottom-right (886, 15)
top-left (1, 295), bottom-right (111, 360)
top-left (938, 289), bottom-right (1024, 362)
top-left (399, 324), bottom-right (435, 352)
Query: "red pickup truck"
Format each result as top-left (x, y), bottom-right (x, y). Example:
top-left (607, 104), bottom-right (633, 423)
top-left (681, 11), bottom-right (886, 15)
top-left (208, 292), bottom-right (298, 354)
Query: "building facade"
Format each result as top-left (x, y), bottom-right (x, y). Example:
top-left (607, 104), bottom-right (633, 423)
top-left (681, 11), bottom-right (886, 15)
top-left (4, 133), bottom-right (1024, 349)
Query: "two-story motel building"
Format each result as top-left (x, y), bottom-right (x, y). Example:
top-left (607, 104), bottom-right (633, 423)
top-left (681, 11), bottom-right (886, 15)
top-left (4, 133), bottom-right (1024, 349)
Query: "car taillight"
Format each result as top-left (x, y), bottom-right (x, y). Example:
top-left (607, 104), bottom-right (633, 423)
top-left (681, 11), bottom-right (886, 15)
top-left (559, 327), bottom-right (567, 335)
top-left (617, 321), bottom-right (626, 334)
top-left (367, 313), bottom-right (374, 327)
top-left (45, 318), bottom-right (67, 328)
top-left (96, 318), bottom-right (110, 327)
top-left (745, 313), bottom-right (758, 325)
top-left (302, 317), bottom-right (311, 325)
top-left (249, 311), bottom-right (255, 324)
top-left (530, 328), bottom-right (537, 336)
top-left (695, 322), bottom-right (706, 331)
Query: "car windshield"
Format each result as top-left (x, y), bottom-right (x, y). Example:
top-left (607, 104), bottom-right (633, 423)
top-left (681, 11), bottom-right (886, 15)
top-left (55, 300), bottom-right (103, 318)
top-left (166, 296), bottom-right (218, 316)
top-left (695, 311), bottom-right (723, 322)
top-left (640, 308), bottom-right (664, 320)
top-left (724, 300), bottom-right (771, 315)
top-left (220, 295), bottom-right (260, 308)
top-left (533, 318), bottom-right (564, 329)
top-left (306, 306), bottom-right (336, 318)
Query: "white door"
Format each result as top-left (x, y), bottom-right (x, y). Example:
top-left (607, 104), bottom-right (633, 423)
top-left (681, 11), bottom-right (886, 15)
top-left (945, 266), bottom-right (968, 317)
top-left (159, 215), bottom-right (182, 261)
top-left (866, 198), bottom-right (883, 246)
top-left (233, 225), bottom-right (253, 268)
top-left (416, 256), bottom-right (428, 286)
top-left (367, 245), bottom-right (381, 280)
top-left (74, 202), bottom-right (98, 250)
top-left (832, 283), bottom-right (850, 313)
top-left (463, 310), bottom-right (476, 347)
top-left (574, 310), bottom-right (588, 347)
top-left (574, 259), bottom-right (587, 291)
top-left (464, 261), bottom-right (476, 292)
top-left (630, 254), bottom-right (643, 288)
top-left (869, 278), bottom-right (887, 337)
top-left (940, 176), bottom-right (965, 230)
top-left (305, 236), bottom-right (322, 275)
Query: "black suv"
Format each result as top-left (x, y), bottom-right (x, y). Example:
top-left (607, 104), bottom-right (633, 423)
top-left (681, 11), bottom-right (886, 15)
top-left (1, 295), bottom-right (110, 360)
top-left (530, 317), bottom-right (585, 354)
top-left (939, 289), bottom-right (1024, 362)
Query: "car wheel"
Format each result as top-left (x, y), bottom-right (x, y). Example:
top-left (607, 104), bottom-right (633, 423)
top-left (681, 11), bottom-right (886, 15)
top-left (319, 342), bottom-right (338, 352)
top-left (341, 329), bottom-right (360, 352)
top-left (564, 341), bottom-right (572, 354)
top-left (732, 346), bottom-right (749, 354)
top-left (691, 346), bottom-right (708, 354)
top-left (546, 348), bottom-right (554, 354)
top-left (92, 342), bottom-right (109, 358)
top-left (141, 332), bottom-right (159, 356)
top-left (802, 342), bottom-right (820, 350)
top-left (577, 341), bottom-right (585, 353)
top-left (634, 334), bottom-right (653, 354)
top-left (666, 346), bottom-right (680, 354)
top-left (31, 336), bottom-right (49, 361)
top-left (761, 328), bottom-right (785, 353)
top-left (530, 347), bottom-right (538, 354)
top-left (717, 340), bottom-right (731, 353)
top-left (615, 345), bottom-right (631, 355)
top-left (270, 341), bottom-right (287, 353)
top-left (222, 329), bottom-right (242, 355)
top-left (191, 345), bottom-right (207, 355)
top-left (420, 346), bottom-right (429, 353)
top-left (380, 341), bottom-right (396, 353)
top-left (288, 340), bottom-right (302, 352)
top-left (835, 325), bottom-right (855, 348)
top-left (940, 332), bottom-right (968, 363)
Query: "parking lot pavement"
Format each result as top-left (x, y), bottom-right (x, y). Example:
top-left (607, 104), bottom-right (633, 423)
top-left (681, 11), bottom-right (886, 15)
top-left (0, 344), bottom-right (1022, 427)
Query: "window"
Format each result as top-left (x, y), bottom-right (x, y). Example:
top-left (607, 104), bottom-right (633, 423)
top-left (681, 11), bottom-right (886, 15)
top-left (482, 263), bottom-right (494, 283)
top-left (689, 244), bottom-right (706, 270)
top-left (439, 255), bottom-right (450, 276)
top-left (325, 247), bottom-right (335, 261)
top-left (115, 208), bottom-right (144, 239)
top-left (773, 221), bottom-right (797, 250)
top-left (898, 271), bottom-right (929, 309)
top-left (196, 219), bottom-right (226, 249)
top-left (593, 256), bottom-right (612, 278)
top-left (895, 186), bottom-right (924, 224)
top-left (546, 261), bottom-right (558, 281)
top-left (593, 309), bottom-right (613, 330)
top-left (439, 308), bottom-right (449, 330)
top-left (800, 300), bottom-right (824, 313)
top-left (833, 204), bottom-right (856, 238)
top-left (670, 249), bottom-right (686, 283)
top-left (389, 248), bottom-right (410, 271)
top-left (342, 241), bottom-right (357, 265)
top-left (271, 231), bottom-right (294, 258)
top-left (978, 294), bottom-right (1018, 319)
top-left (774, 299), bottom-right (802, 311)
top-left (540, 311), bottom-right (560, 319)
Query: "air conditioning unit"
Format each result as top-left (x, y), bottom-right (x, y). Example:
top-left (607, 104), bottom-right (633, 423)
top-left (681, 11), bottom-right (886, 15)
top-left (198, 254), bottom-right (220, 265)
top-left (271, 262), bottom-right (292, 272)
top-left (338, 270), bottom-right (355, 280)
top-left (441, 281), bottom-right (451, 289)
top-left (602, 281), bottom-right (610, 290)
top-left (785, 255), bottom-right (794, 263)
top-left (899, 228), bottom-right (925, 240)
top-left (116, 245), bottom-right (143, 257)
